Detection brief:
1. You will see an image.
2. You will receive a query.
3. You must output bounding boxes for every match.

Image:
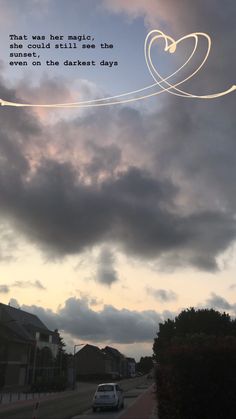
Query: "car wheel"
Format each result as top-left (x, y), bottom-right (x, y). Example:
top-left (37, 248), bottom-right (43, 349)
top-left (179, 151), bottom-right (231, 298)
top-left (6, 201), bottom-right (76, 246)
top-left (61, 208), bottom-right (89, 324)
top-left (121, 401), bottom-right (124, 409)
top-left (93, 407), bottom-right (97, 412)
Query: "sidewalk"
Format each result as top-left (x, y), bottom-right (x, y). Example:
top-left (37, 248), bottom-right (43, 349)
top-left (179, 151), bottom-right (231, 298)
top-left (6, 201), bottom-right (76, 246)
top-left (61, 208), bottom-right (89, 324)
top-left (119, 385), bottom-right (158, 419)
top-left (0, 389), bottom-right (78, 414)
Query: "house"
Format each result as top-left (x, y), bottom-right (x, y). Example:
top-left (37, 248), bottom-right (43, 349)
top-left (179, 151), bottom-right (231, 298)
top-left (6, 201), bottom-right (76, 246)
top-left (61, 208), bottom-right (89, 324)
top-left (74, 344), bottom-right (137, 381)
top-left (0, 302), bottom-right (59, 389)
top-left (102, 346), bottom-right (128, 378)
top-left (0, 318), bottom-right (30, 389)
top-left (75, 344), bottom-right (112, 378)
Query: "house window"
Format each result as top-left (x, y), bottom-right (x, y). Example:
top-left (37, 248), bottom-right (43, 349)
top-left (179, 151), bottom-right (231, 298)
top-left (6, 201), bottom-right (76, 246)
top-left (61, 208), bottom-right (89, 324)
top-left (39, 333), bottom-right (49, 342)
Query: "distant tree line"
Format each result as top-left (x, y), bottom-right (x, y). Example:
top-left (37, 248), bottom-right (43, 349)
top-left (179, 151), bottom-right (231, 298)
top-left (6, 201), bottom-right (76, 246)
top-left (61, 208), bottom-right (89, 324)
top-left (136, 356), bottom-right (153, 374)
top-left (153, 308), bottom-right (236, 419)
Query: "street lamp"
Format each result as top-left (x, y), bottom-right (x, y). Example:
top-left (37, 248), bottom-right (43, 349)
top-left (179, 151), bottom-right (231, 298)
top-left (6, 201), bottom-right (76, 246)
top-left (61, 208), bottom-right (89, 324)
top-left (73, 344), bottom-right (85, 390)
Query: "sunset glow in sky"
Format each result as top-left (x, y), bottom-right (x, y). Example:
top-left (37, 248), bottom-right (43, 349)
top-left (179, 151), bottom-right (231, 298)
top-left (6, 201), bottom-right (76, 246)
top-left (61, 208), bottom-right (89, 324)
top-left (0, 0), bottom-right (236, 359)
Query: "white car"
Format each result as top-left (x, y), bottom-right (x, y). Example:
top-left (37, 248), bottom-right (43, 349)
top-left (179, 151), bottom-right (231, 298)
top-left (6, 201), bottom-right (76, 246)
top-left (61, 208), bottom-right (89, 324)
top-left (92, 382), bottom-right (124, 412)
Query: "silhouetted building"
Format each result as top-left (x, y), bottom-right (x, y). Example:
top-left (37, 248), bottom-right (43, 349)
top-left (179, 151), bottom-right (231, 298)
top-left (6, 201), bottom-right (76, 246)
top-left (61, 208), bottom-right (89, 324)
top-left (0, 302), bottom-right (59, 389)
top-left (102, 346), bottom-right (128, 378)
top-left (75, 344), bottom-right (112, 378)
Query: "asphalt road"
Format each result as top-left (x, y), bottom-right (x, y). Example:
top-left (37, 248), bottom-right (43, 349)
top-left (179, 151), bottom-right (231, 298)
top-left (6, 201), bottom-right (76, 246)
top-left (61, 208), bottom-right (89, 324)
top-left (0, 377), bottom-right (152, 419)
top-left (71, 385), bottom-right (150, 419)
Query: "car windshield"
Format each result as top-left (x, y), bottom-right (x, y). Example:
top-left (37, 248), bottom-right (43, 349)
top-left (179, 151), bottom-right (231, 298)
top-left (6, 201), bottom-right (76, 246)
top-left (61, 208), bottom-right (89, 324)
top-left (97, 385), bottom-right (114, 392)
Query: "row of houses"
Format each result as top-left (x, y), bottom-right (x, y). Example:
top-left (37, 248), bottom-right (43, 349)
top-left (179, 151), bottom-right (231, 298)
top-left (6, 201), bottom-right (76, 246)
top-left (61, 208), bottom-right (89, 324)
top-left (75, 344), bottom-right (136, 379)
top-left (0, 302), bottom-right (136, 390)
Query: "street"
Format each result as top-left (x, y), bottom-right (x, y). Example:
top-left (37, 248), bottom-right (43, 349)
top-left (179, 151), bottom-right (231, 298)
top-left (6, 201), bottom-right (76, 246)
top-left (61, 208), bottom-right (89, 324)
top-left (0, 377), bottom-right (156, 419)
top-left (72, 383), bottom-right (157, 419)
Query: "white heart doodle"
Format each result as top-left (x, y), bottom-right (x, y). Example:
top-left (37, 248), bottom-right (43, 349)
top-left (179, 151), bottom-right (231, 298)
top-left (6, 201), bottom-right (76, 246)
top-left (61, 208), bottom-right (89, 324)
top-left (0, 30), bottom-right (235, 108)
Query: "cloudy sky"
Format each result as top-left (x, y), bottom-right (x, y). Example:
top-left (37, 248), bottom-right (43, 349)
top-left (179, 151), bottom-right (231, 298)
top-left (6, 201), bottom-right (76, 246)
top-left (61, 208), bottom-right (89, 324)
top-left (0, 0), bottom-right (236, 359)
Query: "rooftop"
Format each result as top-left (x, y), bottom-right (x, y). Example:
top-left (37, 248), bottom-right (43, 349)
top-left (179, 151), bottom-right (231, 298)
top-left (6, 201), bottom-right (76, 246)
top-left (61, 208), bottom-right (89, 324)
top-left (0, 302), bottom-right (57, 343)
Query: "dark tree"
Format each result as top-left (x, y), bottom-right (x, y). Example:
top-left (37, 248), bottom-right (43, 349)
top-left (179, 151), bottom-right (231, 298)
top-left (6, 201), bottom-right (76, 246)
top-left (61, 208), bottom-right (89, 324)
top-left (153, 308), bottom-right (236, 419)
top-left (136, 356), bottom-right (153, 374)
top-left (55, 330), bottom-right (68, 377)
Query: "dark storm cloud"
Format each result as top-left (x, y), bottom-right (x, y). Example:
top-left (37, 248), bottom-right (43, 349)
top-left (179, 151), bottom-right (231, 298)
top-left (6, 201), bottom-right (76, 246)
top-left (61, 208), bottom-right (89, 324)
top-left (146, 287), bottom-right (178, 302)
top-left (12, 280), bottom-right (46, 290)
top-left (95, 247), bottom-right (119, 286)
top-left (0, 76), bottom-right (40, 176)
top-left (103, 0), bottom-right (236, 208)
top-left (0, 223), bottom-right (19, 262)
top-left (206, 293), bottom-right (236, 313)
top-left (0, 280), bottom-right (45, 295)
top-left (0, 142), bottom-right (235, 270)
top-left (20, 297), bottom-right (164, 343)
top-left (0, 285), bottom-right (9, 294)
top-left (85, 141), bottom-right (121, 179)
top-left (0, 87), bottom-right (235, 270)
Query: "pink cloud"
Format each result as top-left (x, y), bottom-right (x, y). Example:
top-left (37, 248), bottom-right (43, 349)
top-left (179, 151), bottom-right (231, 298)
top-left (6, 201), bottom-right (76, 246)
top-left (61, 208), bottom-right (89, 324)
top-left (102, 0), bottom-right (221, 33)
top-left (102, 0), bottom-right (163, 27)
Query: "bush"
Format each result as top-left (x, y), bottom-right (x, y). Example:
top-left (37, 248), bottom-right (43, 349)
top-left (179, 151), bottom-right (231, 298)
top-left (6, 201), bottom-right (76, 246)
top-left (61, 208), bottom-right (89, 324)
top-left (154, 309), bottom-right (236, 419)
top-left (155, 334), bottom-right (236, 419)
top-left (31, 375), bottom-right (67, 392)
